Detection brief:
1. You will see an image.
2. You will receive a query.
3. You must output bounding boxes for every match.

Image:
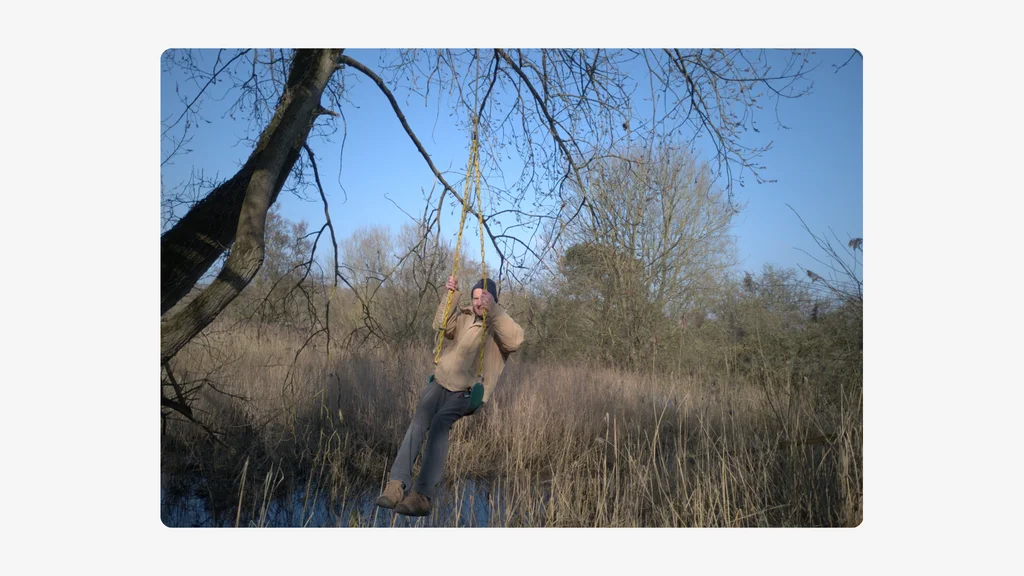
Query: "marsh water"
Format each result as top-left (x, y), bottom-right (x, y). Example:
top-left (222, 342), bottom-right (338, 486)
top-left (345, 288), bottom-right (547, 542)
top-left (161, 477), bottom-right (524, 527)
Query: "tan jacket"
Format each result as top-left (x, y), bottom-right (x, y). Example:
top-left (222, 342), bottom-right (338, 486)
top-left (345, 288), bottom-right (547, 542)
top-left (431, 289), bottom-right (525, 403)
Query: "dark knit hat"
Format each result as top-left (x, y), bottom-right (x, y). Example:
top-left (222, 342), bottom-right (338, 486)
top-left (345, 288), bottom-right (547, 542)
top-left (471, 278), bottom-right (498, 303)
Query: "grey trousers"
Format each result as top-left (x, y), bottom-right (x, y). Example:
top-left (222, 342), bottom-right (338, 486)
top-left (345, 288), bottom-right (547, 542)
top-left (390, 380), bottom-right (471, 500)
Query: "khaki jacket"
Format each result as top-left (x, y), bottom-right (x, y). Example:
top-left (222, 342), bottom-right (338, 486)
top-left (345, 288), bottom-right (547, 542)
top-left (431, 289), bottom-right (525, 403)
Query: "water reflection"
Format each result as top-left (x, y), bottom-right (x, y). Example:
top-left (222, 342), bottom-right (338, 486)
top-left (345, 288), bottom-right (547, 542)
top-left (161, 478), bottom-right (506, 527)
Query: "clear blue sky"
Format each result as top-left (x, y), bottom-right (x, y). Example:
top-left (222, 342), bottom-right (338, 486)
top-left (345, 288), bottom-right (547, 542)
top-left (729, 50), bottom-right (863, 276)
top-left (160, 49), bottom-right (862, 280)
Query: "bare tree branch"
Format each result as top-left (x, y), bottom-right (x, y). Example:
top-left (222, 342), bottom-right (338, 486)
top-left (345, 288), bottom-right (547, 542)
top-left (338, 53), bottom-right (508, 267)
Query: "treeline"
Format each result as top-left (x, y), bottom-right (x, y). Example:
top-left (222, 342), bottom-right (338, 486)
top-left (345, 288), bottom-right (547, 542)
top-left (207, 146), bottom-right (861, 417)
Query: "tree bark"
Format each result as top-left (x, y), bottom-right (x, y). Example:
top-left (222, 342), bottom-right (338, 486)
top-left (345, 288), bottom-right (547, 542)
top-left (160, 49), bottom-right (341, 364)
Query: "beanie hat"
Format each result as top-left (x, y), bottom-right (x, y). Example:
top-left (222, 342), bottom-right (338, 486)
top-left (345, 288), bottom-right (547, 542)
top-left (471, 278), bottom-right (498, 304)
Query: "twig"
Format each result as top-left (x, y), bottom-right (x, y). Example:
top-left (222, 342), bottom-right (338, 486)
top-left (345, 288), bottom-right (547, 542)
top-left (338, 54), bottom-right (507, 266)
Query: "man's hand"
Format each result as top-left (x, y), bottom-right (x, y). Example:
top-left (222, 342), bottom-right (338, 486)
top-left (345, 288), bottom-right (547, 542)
top-left (446, 276), bottom-right (459, 292)
top-left (478, 289), bottom-right (495, 314)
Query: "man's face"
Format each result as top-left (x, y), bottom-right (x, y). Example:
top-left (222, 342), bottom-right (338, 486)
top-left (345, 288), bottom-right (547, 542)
top-left (472, 288), bottom-right (486, 317)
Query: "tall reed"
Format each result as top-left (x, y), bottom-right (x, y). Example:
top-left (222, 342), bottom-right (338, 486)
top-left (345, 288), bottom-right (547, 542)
top-left (162, 323), bottom-right (861, 527)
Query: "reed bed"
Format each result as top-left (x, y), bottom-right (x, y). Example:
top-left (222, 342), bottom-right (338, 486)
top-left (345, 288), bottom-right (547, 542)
top-left (161, 323), bottom-right (861, 527)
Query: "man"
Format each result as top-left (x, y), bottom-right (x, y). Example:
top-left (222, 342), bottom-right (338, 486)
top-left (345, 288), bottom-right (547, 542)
top-left (375, 275), bottom-right (525, 516)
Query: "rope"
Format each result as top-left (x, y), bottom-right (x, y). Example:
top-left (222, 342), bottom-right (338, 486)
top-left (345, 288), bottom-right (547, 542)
top-left (435, 59), bottom-right (491, 384)
top-left (433, 114), bottom-right (492, 385)
top-left (433, 137), bottom-right (476, 366)
top-left (475, 140), bottom-right (487, 379)
top-left (472, 51), bottom-right (488, 381)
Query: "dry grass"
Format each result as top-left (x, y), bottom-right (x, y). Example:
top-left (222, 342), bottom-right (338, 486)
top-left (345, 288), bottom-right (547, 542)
top-left (161, 322), bottom-right (862, 527)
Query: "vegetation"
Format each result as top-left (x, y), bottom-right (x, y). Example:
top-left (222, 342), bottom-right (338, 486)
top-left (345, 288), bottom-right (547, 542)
top-left (160, 49), bottom-right (861, 527)
top-left (162, 200), bottom-right (862, 527)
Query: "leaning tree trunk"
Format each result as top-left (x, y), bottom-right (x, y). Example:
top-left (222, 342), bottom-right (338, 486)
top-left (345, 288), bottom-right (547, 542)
top-left (161, 49), bottom-right (341, 365)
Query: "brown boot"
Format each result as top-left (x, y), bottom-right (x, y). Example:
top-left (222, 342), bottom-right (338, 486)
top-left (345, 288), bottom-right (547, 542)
top-left (394, 491), bottom-right (431, 516)
top-left (375, 480), bottom-right (405, 509)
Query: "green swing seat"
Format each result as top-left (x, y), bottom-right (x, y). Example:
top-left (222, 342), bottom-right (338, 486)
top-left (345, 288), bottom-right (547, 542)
top-left (427, 374), bottom-right (484, 415)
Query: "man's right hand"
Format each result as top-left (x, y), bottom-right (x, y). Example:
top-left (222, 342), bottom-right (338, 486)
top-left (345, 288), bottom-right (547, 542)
top-left (446, 276), bottom-right (459, 292)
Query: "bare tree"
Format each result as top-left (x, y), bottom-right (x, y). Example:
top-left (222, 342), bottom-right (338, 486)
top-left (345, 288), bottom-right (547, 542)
top-left (373, 49), bottom-right (814, 281)
top-left (223, 205), bottom-right (315, 327)
top-left (539, 145), bottom-right (736, 368)
top-left (789, 204), bottom-right (863, 317)
top-left (160, 48), bottom-right (824, 401)
top-left (161, 49), bottom-right (343, 366)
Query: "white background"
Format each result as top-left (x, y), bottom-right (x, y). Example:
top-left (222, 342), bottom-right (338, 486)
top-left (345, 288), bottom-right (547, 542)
top-left (1, 1), bottom-right (1020, 573)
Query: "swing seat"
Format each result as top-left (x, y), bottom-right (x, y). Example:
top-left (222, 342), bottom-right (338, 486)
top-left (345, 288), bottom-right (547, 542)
top-left (427, 374), bottom-right (484, 415)
top-left (467, 381), bottom-right (484, 415)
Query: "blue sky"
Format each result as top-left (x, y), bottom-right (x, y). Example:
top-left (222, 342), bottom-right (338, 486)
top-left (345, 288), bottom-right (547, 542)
top-left (161, 49), bottom-right (862, 281)
top-left (729, 51), bottom-right (863, 276)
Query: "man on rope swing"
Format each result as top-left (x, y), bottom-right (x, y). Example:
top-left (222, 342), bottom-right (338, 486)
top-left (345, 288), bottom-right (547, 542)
top-left (376, 275), bottom-right (525, 517)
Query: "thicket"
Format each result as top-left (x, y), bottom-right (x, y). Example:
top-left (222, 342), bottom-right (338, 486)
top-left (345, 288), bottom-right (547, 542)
top-left (162, 151), bottom-right (862, 527)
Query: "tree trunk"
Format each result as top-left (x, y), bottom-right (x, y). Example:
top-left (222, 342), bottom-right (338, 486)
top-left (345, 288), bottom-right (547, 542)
top-left (160, 49), bottom-right (341, 364)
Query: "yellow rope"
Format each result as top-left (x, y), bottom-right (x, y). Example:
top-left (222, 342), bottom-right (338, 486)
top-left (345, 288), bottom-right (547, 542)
top-left (433, 134), bottom-right (478, 366)
top-left (475, 142), bottom-right (487, 380)
top-left (434, 113), bottom-right (490, 386)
